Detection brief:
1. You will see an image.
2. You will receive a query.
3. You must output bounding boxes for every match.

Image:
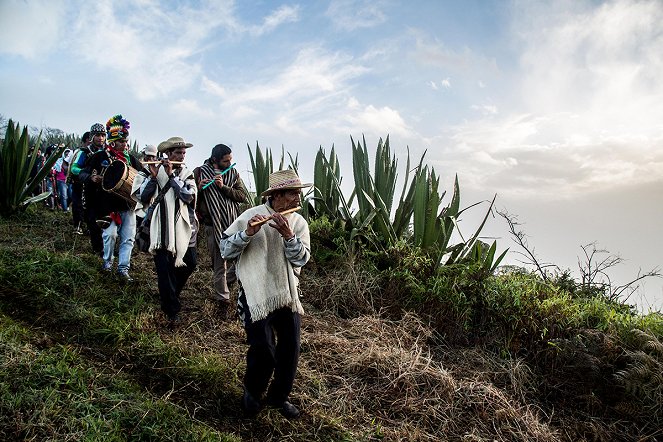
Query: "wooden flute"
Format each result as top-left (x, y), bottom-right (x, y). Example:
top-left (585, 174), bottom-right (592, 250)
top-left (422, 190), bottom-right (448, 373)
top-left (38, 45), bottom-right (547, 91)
top-left (248, 207), bottom-right (301, 227)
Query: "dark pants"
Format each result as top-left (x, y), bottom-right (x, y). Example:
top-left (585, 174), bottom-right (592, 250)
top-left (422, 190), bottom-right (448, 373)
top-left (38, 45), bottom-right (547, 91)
top-left (153, 247), bottom-right (197, 319)
top-left (85, 202), bottom-right (103, 255)
top-left (71, 181), bottom-right (84, 229)
top-left (244, 307), bottom-right (301, 404)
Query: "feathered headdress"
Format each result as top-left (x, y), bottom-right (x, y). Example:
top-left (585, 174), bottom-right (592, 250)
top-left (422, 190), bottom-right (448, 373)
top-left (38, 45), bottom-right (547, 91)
top-left (106, 114), bottom-right (130, 142)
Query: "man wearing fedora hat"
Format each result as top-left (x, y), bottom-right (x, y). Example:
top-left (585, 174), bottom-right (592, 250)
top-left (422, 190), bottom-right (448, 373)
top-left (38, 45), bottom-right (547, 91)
top-left (81, 115), bottom-right (142, 280)
top-left (138, 136), bottom-right (198, 328)
top-left (221, 169), bottom-right (312, 419)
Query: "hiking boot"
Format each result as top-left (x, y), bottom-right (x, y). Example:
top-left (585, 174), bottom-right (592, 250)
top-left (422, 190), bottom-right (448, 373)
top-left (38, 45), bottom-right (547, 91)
top-left (117, 270), bottom-right (134, 283)
top-left (267, 400), bottom-right (300, 419)
top-left (241, 389), bottom-right (261, 417)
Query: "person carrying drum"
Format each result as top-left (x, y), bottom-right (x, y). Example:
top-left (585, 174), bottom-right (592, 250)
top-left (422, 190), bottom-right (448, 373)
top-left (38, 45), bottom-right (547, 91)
top-left (194, 143), bottom-right (248, 319)
top-left (76, 123), bottom-right (108, 255)
top-left (81, 115), bottom-right (142, 281)
top-left (137, 137), bottom-right (197, 329)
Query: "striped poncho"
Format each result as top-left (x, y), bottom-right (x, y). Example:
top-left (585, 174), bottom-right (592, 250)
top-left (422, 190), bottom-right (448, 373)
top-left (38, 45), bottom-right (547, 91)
top-left (197, 160), bottom-right (247, 246)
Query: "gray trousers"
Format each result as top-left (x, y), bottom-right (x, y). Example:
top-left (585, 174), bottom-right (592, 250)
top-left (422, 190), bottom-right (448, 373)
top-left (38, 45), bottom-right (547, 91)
top-left (206, 224), bottom-right (236, 301)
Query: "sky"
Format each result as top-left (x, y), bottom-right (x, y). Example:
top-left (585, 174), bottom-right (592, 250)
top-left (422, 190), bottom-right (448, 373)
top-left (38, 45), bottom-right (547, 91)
top-left (1, 0), bottom-right (662, 311)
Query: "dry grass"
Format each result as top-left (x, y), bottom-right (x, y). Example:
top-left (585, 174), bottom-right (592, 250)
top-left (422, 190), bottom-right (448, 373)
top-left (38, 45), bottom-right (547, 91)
top-left (293, 312), bottom-right (560, 441)
top-left (3, 208), bottom-right (658, 441)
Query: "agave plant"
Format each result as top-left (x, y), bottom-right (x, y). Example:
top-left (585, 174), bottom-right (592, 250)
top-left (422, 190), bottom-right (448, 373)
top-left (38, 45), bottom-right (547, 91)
top-left (0, 120), bottom-right (62, 216)
top-left (312, 145), bottom-right (344, 219)
top-left (247, 142), bottom-right (284, 206)
top-left (313, 135), bottom-right (506, 272)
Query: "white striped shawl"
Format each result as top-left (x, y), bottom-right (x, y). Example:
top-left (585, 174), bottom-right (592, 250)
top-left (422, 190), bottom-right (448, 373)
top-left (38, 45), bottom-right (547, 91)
top-left (148, 167), bottom-right (196, 267)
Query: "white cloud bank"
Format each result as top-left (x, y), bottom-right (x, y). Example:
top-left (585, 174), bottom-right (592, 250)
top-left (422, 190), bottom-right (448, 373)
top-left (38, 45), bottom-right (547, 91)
top-left (439, 0), bottom-right (663, 199)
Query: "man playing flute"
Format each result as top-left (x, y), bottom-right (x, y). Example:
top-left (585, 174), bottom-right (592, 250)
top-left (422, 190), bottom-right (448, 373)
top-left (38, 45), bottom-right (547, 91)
top-left (194, 143), bottom-right (248, 319)
top-left (138, 136), bottom-right (198, 329)
top-left (220, 169), bottom-right (311, 419)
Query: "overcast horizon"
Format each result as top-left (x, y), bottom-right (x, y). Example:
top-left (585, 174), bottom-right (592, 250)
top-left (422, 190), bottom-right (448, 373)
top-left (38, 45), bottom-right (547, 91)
top-left (1, 0), bottom-right (661, 310)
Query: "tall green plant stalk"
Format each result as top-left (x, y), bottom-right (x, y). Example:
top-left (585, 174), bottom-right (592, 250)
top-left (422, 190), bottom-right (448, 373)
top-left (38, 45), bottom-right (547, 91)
top-left (0, 120), bottom-right (62, 217)
top-left (247, 142), bottom-right (275, 205)
top-left (313, 146), bottom-right (342, 218)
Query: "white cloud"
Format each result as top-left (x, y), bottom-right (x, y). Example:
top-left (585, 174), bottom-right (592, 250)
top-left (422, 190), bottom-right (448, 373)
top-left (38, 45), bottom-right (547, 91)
top-left (345, 104), bottom-right (411, 138)
top-left (6, 1), bottom-right (299, 101)
top-left (471, 103), bottom-right (498, 116)
top-left (425, 0), bottom-right (663, 199)
top-left (248, 5), bottom-right (299, 36)
top-left (169, 98), bottom-right (215, 119)
top-left (412, 36), bottom-right (498, 73)
top-left (220, 45), bottom-right (368, 108)
top-left (326, 0), bottom-right (387, 31)
top-left (443, 110), bottom-right (663, 199)
top-left (69, 1), bottom-right (232, 100)
top-left (0, 0), bottom-right (66, 58)
top-left (515, 0), bottom-right (663, 136)
top-left (201, 76), bottom-right (226, 98)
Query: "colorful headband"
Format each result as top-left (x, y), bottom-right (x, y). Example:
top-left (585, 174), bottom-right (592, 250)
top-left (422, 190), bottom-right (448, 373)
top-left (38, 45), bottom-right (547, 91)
top-left (106, 114), bottom-right (130, 142)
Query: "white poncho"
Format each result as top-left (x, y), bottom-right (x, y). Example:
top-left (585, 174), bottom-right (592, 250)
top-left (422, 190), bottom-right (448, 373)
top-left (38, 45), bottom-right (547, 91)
top-left (224, 204), bottom-right (310, 321)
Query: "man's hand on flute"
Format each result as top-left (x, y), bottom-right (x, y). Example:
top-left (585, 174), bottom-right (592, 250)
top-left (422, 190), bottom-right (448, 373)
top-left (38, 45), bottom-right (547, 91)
top-left (246, 214), bottom-right (269, 236)
top-left (269, 212), bottom-right (294, 240)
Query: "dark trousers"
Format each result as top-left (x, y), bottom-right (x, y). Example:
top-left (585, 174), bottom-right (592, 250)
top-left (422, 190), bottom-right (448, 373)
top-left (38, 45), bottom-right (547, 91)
top-left (153, 247), bottom-right (197, 319)
top-left (85, 204), bottom-right (103, 255)
top-left (71, 181), bottom-right (84, 229)
top-left (244, 307), bottom-right (301, 404)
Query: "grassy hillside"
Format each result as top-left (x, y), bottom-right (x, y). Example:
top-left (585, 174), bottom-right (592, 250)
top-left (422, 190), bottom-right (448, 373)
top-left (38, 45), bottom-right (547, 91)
top-left (1, 206), bottom-right (661, 441)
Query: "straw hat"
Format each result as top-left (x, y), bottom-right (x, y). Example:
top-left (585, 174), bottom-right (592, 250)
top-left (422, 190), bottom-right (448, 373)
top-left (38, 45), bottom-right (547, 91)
top-left (261, 169), bottom-right (312, 197)
top-left (157, 136), bottom-right (193, 153)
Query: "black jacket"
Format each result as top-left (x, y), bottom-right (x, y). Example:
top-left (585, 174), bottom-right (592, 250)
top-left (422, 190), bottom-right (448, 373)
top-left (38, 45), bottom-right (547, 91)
top-left (81, 148), bottom-right (142, 216)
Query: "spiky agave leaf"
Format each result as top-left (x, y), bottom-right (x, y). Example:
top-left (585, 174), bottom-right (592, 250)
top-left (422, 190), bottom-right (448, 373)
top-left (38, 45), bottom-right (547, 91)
top-left (0, 120), bottom-right (61, 216)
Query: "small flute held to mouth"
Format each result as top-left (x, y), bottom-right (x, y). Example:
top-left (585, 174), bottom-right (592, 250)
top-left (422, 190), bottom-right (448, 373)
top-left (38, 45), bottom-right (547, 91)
top-left (248, 207), bottom-right (301, 227)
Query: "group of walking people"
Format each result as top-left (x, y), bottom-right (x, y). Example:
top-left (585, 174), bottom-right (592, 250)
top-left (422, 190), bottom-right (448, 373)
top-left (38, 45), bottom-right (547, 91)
top-left (63, 114), bottom-right (312, 419)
